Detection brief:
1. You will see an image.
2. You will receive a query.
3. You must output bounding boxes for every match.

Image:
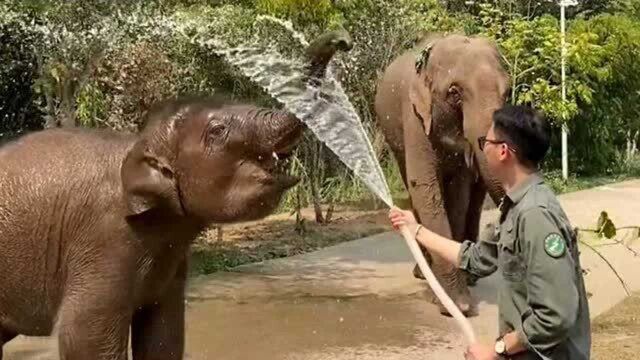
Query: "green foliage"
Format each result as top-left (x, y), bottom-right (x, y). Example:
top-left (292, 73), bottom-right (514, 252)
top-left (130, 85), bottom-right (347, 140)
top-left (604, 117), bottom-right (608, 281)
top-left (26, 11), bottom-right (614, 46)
top-left (470, 4), bottom-right (609, 124)
top-left (171, 4), bottom-right (277, 104)
top-left (256, 0), bottom-right (341, 30)
top-left (2, 0), bottom-right (640, 215)
top-left (86, 41), bottom-right (180, 132)
top-left (0, 12), bottom-right (45, 138)
top-left (566, 14), bottom-right (640, 174)
top-left (443, 0), bottom-right (631, 19)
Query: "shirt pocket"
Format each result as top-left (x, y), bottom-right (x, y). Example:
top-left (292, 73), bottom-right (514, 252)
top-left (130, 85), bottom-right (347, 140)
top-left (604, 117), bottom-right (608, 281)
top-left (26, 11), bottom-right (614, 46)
top-left (499, 220), bottom-right (526, 282)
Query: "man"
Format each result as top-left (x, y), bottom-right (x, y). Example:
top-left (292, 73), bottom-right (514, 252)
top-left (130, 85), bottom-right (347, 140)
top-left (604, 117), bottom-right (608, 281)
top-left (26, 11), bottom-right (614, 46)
top-left (389, 105), bottom-right (591, 359)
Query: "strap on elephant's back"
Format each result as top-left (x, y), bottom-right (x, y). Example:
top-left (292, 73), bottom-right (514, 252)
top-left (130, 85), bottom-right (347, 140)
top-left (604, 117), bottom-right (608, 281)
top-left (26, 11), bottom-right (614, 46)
top-left (415, 42), bottom-right (434, 74)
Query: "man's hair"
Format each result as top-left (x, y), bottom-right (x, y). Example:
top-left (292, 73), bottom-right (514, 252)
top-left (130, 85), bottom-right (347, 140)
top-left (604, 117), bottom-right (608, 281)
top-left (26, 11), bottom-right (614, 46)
top-left (492, 105), bottom-right (550, 168)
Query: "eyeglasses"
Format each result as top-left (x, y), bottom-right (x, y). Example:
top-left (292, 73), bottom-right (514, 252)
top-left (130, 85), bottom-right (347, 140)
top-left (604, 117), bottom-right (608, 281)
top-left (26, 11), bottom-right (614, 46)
top-left (478, 136), bottom-right (517, 152)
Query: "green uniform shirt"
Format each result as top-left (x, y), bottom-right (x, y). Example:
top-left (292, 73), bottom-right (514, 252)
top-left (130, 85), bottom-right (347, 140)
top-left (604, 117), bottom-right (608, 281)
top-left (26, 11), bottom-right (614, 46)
top-left (458, 173), bottom-right (591, 359)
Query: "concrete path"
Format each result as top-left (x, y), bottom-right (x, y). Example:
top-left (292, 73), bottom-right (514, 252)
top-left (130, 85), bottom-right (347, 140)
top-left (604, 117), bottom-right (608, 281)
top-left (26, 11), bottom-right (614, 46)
top-left (5, 180), bottom-right (640, 359)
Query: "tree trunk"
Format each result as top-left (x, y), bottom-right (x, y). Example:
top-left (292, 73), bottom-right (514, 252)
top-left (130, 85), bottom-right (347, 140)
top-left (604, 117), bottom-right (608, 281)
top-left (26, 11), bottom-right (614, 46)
top-left (310, 142), bottom-right (326, 224)
top-left (325, 202), bottom-right (335, 223)
top-left (295, 184), bottom-right (306, 235)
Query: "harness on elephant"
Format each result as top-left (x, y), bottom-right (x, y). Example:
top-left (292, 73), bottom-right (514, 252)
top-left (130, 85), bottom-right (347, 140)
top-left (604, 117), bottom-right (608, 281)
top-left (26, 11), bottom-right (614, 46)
top-left (414, 42), bottom-right (434, 74)
top-left (411, 42), bottom-right (434, 129)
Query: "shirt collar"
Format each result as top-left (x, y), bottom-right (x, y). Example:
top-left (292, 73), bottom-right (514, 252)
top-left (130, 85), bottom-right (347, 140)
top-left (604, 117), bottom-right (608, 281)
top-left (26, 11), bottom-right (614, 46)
top-left (500, 172), bottom-right (544, 212)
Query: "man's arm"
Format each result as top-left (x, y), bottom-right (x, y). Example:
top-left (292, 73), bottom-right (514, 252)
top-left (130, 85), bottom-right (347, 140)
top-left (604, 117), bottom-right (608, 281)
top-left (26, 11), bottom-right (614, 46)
top-left (511, 207), bottom-right (579, 356)
top-left (389, 207), bottom-right (498, 278)
top-left (414, 226), bottom-right (498, 278)
top-left (413, 227), bottom-right (462, 265)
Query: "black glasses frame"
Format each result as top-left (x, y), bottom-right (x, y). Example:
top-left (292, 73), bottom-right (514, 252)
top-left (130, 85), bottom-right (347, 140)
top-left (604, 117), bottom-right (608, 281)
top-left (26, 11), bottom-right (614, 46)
top-left (478, 136), bottom-right (517, 152)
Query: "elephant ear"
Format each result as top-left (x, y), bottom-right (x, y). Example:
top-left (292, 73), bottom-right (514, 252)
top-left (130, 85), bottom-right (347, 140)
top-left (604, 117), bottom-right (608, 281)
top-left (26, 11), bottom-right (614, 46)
top-left (409, 70), bottom-right (433, 136)
top-left (410, 43), bottom-right (434, 136)
top-left (121, 139), bottom-right (183, 217)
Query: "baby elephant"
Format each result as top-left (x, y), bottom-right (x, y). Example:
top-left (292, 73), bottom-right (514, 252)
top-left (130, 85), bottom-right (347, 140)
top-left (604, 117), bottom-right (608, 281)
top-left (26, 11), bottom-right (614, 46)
top-left (0, 26), bottom-right (355, 360)
top-left (0, 96), bottom-right (305, 359)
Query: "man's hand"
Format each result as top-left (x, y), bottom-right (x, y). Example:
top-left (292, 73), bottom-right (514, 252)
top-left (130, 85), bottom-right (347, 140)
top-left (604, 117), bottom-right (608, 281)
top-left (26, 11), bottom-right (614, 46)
top-left (464, 343), bottom-right (498, 360)
top-left (388, 206), bottom-right (419, 234)
top-left (389, 207), bottom-right (463, 267)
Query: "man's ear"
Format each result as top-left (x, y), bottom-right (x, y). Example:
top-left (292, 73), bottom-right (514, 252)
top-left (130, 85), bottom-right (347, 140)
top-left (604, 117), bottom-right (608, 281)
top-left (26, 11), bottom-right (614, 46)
top-left (121, 139), bottom-right (183, 217)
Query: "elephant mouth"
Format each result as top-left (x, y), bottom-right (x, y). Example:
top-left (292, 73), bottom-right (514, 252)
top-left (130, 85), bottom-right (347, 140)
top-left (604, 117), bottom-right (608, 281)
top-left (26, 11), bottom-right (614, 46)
top-left (260, 126), bottom-right (304, 189)
top-left (270, 151), bottom-right (298, 189)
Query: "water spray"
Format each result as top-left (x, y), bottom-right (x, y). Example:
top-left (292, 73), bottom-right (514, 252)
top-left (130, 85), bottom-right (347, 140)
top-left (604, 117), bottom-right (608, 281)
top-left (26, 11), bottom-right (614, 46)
top-left (250, 15), bottom-right (477, 346)
top-left (177, 13), bottom-right (478, 346)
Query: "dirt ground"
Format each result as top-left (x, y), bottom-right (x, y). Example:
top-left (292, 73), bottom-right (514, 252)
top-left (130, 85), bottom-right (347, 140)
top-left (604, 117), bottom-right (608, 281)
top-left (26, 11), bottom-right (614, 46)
top-left (191, 204), bottom-right (640, 359)
top-left (591, 291), bottom-right (640, 359)
top-left (189, 201), bottom-right (640, 358)
top-left (189, 204), bottom-right (395, 275)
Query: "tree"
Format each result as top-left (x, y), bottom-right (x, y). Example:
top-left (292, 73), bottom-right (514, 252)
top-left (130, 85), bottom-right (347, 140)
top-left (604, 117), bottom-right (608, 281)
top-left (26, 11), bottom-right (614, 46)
top-left (0, 11), bottom-right (45, 138)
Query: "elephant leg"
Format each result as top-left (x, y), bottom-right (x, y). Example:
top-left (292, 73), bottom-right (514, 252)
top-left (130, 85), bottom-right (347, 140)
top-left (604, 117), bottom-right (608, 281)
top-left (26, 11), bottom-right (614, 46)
top-left (441, 170), bottom-right (476, 315)
top-left (388, 140), bottom-right (435, 280)
top-left (463, 179), bottom-right (488, 287)
top-left (132, 261), bottom-right (187, 360)
top-left (401, 117), bottom-right (471, 316)
top-left (56, 280), bottom-right (131, 360)
top-left (443, 171), bottom-right (473, 242)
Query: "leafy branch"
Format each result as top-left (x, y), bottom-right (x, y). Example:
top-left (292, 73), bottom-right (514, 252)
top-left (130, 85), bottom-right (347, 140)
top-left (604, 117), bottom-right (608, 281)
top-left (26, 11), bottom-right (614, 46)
top-left (575, 210), bottom-right (639, 297)
top-left (577, 235), bottom-right (631, 296)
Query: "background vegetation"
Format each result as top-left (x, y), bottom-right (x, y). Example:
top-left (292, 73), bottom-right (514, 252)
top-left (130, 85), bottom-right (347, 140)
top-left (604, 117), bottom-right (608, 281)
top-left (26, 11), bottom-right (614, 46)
top-left (2, 0), bottom-right (640, 224)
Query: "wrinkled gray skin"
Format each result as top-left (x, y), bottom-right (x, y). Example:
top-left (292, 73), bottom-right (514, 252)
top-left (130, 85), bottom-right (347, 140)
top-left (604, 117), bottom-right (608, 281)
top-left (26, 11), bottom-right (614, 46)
top-left (375, 33), bottom-right (509, 317)
top-left (0, 30), bottom-right (352, 360)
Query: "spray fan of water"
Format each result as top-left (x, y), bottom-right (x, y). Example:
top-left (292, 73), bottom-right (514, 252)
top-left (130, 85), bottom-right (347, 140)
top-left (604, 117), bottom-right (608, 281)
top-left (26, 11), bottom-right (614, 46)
top-left (185, 15), bottom-right (476, 344)
top-left (12, 8), bottom-right (476, 343)
top-left (174, 15), bottom-right (393, 208)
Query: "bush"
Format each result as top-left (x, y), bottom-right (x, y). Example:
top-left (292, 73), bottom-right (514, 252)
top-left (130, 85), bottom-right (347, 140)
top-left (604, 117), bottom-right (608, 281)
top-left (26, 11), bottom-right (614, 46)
top-left (84, 41), bottom-right (180, 132)
top-left (3, 1), bottom-right (639, 218)
top-left (0, 15), bottom-right (45, 138)
top-left (255, 0), bottom-right (341, 32)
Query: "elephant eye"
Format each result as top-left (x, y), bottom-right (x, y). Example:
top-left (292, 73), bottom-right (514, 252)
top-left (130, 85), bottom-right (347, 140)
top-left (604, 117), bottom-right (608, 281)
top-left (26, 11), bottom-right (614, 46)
top-left (448, 86), bottom-right (463, 105)
top-left (209, 124), bottom-right (226, 138)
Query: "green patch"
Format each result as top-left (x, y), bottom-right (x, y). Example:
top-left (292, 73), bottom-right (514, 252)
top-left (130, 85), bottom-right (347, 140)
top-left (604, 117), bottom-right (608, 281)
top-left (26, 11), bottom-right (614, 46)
top-left (544, 233), bottom-right (566, 258)
top-left (543, 171), bottom-right (639, 195)
top-left (188, 224), bottom-right (387, 276)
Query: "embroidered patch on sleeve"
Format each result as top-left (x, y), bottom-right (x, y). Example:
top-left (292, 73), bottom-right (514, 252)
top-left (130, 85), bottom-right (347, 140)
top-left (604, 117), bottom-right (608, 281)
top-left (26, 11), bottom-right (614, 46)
top-left (544, 233), bottom-right (566, 258)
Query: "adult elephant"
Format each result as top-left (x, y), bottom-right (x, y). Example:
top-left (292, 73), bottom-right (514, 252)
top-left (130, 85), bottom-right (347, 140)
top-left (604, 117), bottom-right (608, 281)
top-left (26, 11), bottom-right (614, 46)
top-left (374, 33), bottom-right (509, 316)
top-left (0, 29), bottom-right (352, 360)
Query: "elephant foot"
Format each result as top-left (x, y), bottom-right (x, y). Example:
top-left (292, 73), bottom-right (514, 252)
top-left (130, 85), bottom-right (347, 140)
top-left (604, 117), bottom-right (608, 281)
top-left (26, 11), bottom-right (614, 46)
top-left (466, 274), bottom-right (479, 287)
top-left (412, 252), bottom-right (433, 280)
top-left (415, 268), bottom-right (478, 317)
top-left (434, 294), bottom-right (478, 318)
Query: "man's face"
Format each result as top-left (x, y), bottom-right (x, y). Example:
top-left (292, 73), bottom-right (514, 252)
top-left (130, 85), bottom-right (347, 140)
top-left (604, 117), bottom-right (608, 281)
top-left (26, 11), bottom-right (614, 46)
top-left (482, 124), bottom-right (508, 177)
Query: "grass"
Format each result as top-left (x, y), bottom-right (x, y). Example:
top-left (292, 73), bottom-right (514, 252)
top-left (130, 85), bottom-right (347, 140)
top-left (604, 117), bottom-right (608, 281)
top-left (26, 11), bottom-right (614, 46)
top-left (188, 210), bottom-right (389, 276)
top-left (544, 170), bottom-right (639, 195)
top-left (544, 154), bottom-right (640, 194)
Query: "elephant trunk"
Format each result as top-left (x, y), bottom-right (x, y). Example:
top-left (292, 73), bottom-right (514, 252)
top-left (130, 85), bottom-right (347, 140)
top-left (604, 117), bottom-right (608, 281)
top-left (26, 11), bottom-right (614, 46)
top-left (261, 29), bottom-right (355, 150)
top-left (262, 110), bottom-right (305, 153)
top-left (465, 107), bottom-right (506, 206)
top-left (304, 29), bottom-right (354, 80)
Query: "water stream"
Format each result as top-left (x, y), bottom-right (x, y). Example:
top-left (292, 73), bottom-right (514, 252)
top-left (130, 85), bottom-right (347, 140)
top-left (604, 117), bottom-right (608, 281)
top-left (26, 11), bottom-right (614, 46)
top-left (176, 15), bottom-right (394, 208)
top-left (3, 8), bottom-right (475, 346)
top-left (3, 6), bottom-right (393, 206)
